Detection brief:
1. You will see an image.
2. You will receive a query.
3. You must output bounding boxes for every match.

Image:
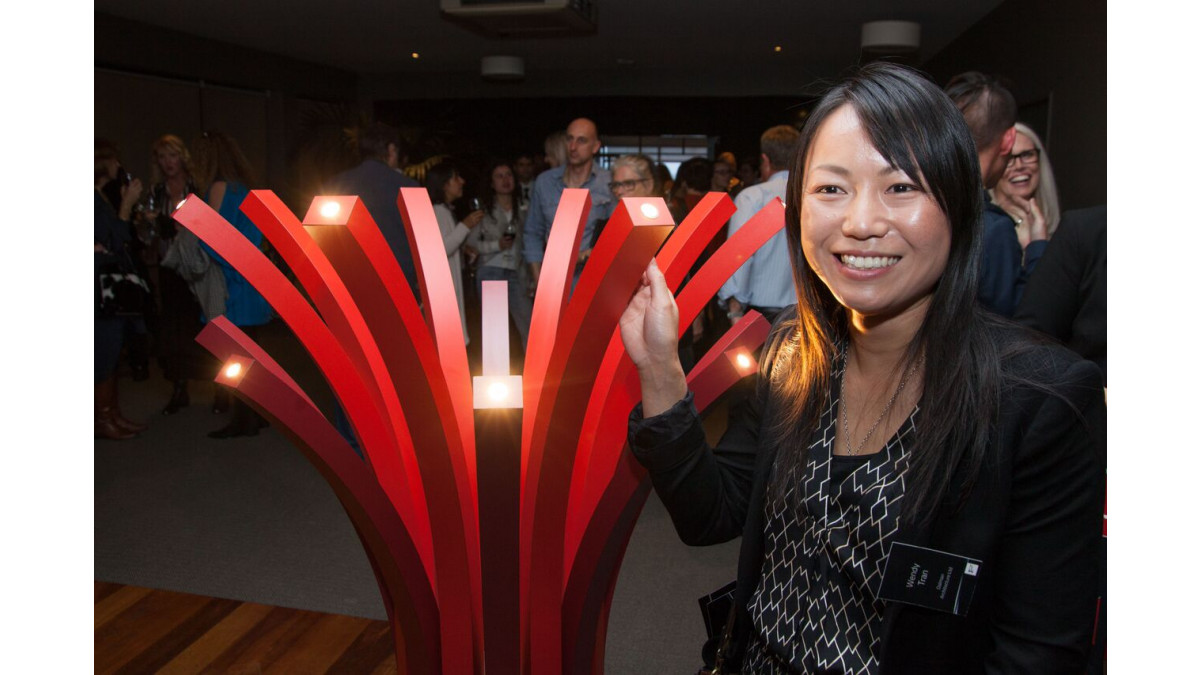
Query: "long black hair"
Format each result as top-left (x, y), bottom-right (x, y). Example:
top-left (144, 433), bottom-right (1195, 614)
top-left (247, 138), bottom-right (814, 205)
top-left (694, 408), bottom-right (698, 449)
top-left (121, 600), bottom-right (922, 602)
top-left (424, 161), bottom-right (459, 206)
top-left (766, 62), bottom-right (999, 526)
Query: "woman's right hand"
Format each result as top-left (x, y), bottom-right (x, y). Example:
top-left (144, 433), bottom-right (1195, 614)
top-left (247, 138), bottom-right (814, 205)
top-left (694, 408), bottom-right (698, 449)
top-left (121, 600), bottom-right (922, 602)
top-left (620, 259), bottom-right (687, 416)
top-left (462, 210), bottom-right (485, 229)
top-left (995, 192), bottom-right (1046, 249)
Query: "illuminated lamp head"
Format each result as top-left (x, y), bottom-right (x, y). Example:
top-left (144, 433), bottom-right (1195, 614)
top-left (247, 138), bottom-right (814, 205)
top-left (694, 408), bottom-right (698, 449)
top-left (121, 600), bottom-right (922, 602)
top-left (487, 381), bottom-right (510, 402)
top-left (735, 353), bottom-right (752, 370)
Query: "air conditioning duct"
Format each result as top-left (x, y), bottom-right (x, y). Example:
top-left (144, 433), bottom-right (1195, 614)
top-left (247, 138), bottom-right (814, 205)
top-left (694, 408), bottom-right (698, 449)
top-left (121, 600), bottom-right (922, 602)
top-left (441, 0), bottom-right (597, 38)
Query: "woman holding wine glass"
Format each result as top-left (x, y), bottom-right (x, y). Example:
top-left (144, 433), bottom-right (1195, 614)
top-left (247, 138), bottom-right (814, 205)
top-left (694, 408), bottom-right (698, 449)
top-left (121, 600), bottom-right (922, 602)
top-left (425, 162), bottom-right (483, 344)
top-left (466, 160), bottom-right (532, 349)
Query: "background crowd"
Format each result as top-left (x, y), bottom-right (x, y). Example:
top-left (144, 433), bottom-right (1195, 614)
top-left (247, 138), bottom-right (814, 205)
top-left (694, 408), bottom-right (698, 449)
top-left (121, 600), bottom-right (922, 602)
top-left (94, 66), bottom-right (1104, 442)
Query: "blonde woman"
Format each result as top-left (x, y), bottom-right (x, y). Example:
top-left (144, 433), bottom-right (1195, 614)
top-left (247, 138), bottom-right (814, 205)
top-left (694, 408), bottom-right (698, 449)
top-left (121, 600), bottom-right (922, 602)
top-left (991, 122), bottom-right (1062, 245)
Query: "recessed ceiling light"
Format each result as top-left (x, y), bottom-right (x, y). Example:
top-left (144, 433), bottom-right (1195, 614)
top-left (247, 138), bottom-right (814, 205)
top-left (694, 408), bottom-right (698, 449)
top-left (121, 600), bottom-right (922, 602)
top-left (411, 52), bottom-right (420, 59)
top-left (773, 45), bottom-right (782, 53)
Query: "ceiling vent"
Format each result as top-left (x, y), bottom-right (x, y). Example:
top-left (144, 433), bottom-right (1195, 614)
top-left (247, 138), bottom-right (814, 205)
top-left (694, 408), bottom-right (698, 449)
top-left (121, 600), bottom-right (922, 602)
top-left (860, 20), bottom-right (921, 54)
top-left (441, 0), bottom-right (597, 38)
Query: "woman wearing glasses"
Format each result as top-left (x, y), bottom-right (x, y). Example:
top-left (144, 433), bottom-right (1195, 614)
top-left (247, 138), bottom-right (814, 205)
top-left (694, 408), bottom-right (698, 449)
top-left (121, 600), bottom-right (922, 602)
top-left (609, 154), bottom-right (662, 199)
top-left (991, 123), bottom-right (1062, 246)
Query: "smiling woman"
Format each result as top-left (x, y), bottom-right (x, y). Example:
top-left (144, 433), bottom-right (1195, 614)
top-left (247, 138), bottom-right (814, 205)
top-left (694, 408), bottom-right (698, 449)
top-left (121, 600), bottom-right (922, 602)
top-left (620, 62), bottom-right (1105, 674)
top-left (991, 122), bottom-right (1062, 242)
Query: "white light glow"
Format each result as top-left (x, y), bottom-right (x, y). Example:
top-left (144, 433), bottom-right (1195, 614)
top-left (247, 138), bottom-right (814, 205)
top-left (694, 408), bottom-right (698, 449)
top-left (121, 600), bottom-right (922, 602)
top-left (487, 381), bottom-right (509, 401)
top-left (639, 203), bottom-right (660, 219)
top-left (320, 201), bottom-right (341, 218)
top-left (224, 362), bottom-right (243, 379)
top-left (735, 353), bottom-right (752, 370)
top-left (473, 374), bottom-right (523, 409)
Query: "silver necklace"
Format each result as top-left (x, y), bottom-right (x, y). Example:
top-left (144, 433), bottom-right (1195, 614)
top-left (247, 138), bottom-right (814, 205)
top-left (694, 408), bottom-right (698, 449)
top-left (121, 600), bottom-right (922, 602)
top-left (839, 354), bottom-right (919, 456)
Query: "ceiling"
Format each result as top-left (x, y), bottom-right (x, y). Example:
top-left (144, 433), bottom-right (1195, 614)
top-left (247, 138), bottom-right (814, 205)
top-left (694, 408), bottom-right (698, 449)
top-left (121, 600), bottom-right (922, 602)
top-left (95, 0), bottom-right (1004, 98)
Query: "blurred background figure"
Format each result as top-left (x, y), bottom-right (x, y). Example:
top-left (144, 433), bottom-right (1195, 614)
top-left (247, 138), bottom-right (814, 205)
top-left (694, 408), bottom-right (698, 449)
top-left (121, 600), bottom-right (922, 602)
top-left (466, 159), bottom-right (533, 349)
top-left (653, 163), bottom-right (674, 200)
top-left (95, 139), bottom-right (149, 440)
top-left (991, 122), bottom-right (1062, 245)
top-left (736, 156), bottom-right (760, 191)
top-left (669, 156), bottom-right (713, 223)
top-left (326, 122), bottom-right (422, 295)
top-left (543, 130), bottom-right (568, 170)
top-left (513, 152), bottom-right (536, 210)
top-left (192, 131), bottom-right (274, 438)
top-left (425, 162), bottom-right (484, 345)
top-left (609, 153), bottom-right (663, 199)
top-left (711, 152), bottom-right (736, 194)
top-left (142, 134), bottom-right (214, 416)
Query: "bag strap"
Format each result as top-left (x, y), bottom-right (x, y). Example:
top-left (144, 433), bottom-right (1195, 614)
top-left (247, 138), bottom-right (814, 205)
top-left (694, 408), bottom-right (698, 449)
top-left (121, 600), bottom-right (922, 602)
top-left (708, 601), bottom-right (738, 674)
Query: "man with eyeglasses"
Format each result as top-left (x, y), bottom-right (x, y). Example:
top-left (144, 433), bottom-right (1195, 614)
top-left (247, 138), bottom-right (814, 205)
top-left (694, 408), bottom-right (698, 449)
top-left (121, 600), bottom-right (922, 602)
top-left (522, 117), bottom-right (614, 292)
top-left (946, 71), bottom-right (1047, 317)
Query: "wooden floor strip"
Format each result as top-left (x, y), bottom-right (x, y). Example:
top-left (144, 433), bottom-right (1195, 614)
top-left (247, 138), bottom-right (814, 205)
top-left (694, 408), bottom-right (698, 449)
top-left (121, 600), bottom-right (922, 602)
top-left (96, 583), bottom-right (395, 675)
top-left (95, 584), bottom-right (154, 629)
top-left (116, 596), bottom-right (242, 674)
top-left (158, 603), bottom-right (276, 675)
top-left (97, 588), bottom-right (213, 673)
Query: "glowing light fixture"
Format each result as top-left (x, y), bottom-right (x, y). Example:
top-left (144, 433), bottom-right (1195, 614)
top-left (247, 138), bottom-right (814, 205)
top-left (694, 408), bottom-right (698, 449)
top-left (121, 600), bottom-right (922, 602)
top-left (412, 52), bottom-right (420, 59)
top-left (473, 375), bottom-right (522, 409)
top-left (773, 45), bottom-right (782, 53)
top-left (639, 203), bottom-right (660, 219)
top-left (217, 355), bottom-right (253, 387)
top-left (487, 381), bottom-right (510, 402)
top-left (726, 348), bottom-right (759, 375)
top-left (320, 201), bottom-right (341, 218)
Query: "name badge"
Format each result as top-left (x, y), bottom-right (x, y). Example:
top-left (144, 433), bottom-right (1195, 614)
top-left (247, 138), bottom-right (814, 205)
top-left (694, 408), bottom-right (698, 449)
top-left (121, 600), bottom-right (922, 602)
top-left (878, 542), bottom-right (981, 616)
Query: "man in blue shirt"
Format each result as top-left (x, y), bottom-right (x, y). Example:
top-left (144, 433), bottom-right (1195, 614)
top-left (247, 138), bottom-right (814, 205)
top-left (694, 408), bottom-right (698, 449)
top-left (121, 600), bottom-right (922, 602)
top-left (945, 72), bottom-right (1047, 317)
top-left (522, 117), bottom-right (614, 292)
top-left (719, 124), bottom-right (802, 324)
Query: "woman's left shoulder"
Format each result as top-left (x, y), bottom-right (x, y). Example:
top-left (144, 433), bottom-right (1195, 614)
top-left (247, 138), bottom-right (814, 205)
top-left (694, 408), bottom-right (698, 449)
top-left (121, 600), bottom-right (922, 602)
top-left (990, 320), bottom-right (1101, 388)
top-left (987, 321), bottom-right (1104, 434)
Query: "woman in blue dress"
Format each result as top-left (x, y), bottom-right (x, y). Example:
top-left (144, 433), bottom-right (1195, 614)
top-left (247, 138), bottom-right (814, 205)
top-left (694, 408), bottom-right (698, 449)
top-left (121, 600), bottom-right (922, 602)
top-left (191, 131), bottom-right (274, 438)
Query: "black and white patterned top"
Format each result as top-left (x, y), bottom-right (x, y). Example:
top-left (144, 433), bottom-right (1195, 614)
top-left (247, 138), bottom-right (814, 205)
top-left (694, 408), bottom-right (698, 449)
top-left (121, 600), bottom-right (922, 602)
top-left (743, 355), bottom-right (916, 674)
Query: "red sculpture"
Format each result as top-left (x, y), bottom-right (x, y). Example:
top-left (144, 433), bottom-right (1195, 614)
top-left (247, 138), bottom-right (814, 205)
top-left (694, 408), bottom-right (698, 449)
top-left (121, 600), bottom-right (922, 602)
top-left (172, 186), bottom-right (784, 673)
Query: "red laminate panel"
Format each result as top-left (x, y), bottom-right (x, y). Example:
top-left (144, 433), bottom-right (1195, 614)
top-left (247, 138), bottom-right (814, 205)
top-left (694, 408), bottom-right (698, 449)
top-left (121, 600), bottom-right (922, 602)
top-left (564, 193), bottom-right (735, 564)
top-left (195, 326), bottom-right (440, 673)
top-left (172, 195), bottom-right (434, 577)
top-left (525, 198), bottom-right (673, 675)
top-left (561, 313), bottom-right (772, 673)
top-left (565, 198), bottom-right (786, 566)
top-left (516, 188), bottom-right (590, 667)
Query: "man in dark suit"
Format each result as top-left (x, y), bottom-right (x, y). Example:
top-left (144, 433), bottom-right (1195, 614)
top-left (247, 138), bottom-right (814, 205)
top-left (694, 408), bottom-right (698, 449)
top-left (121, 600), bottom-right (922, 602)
top-left (326, 122), bottom-right (421, 296)
top-left (1015, 205), bottom-right (1107, 382)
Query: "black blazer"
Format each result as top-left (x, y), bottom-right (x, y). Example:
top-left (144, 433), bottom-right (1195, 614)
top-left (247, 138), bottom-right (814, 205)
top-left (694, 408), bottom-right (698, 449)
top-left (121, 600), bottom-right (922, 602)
top-left (630, 318), bottom-right (1105, 674)
top-left (1015, 205), bottom-right (1107, 383)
